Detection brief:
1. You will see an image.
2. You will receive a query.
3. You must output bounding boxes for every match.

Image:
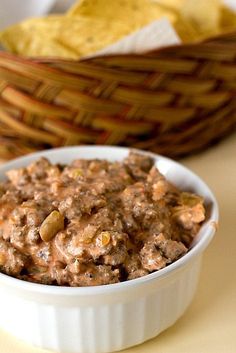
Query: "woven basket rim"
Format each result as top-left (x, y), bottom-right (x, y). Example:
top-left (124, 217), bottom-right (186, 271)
top-left (0, 29), bottom-right (236, 160)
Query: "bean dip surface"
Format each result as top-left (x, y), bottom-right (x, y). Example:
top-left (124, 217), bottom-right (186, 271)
top-left (0, 152), bottom-right (205, 286)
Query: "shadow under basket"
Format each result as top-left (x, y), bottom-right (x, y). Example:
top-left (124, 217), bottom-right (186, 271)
top-left (0, 32), bottom-right (236, 160)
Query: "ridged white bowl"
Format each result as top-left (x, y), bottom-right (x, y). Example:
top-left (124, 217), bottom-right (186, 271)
top-left (0, 146), bottom-right (219, 353)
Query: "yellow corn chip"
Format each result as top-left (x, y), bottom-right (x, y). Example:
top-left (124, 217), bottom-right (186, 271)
top-left (180, 0), bottom-right (221, 36)
top-left (68, 0), bottom-right (177, 29)
top-left (0, 15), bottom-right (134, 59)
top-left (174, 15), bottom-right (201, 43)
top-left (220, 5), bottom-right (236, 33)
top-left (0, 16), bottom-right (79, 58)
top-left (57, 17), bottom-right (134, 58)
top-left (152, 0), bottom-right (185, 12)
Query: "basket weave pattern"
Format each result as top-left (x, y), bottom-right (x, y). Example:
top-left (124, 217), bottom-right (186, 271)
top-left (0, 32), bottom-right (236, 159)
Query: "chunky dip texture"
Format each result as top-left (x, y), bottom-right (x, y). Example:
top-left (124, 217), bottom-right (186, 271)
top-left (0, 152), bottom-right (205, 286)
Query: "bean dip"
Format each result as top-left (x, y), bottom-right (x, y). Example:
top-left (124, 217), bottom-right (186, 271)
top-left (0, 152), bottom-right (205, 286)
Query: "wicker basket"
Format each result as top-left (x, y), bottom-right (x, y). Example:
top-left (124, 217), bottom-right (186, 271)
top-left (0, 31), bottom-right (236, 160)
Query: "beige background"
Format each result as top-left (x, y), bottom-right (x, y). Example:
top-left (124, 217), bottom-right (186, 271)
top-left (0, 134), bottom-right (235, 353)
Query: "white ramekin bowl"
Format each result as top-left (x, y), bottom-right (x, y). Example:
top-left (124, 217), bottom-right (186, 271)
top-left (0, 146), bottom-right (219, 353)
top-left (0, 0), bottom-right (57, 30)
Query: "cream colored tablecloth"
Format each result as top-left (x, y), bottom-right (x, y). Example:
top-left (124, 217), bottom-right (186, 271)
top-left (0, 134), bottom-right (235, 353)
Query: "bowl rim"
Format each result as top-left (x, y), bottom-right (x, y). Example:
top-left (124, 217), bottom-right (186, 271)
top-left (0, 145), bottom-right (219, 296)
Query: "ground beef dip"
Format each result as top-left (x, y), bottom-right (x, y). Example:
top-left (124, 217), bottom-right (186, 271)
top-left (0, 152), bottom-right (205, 286)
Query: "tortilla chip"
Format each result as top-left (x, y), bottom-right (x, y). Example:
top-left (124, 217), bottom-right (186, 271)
top-left (174, 15), bottom-right (201, 43)
top-left (0, 15), bottom-right (135, 59)
top-left (180, 0), bottom-right (221, 36)
top-left (151, 0), bottom-right (185, 12)
top-left (220, 5), bottom-right (236, 33)
top-left (58, 17), bottom-right (135, 58)
top-left (68, 0), bottom-right (177, 29)
top-left (0, 16), bottom-right (79, 58)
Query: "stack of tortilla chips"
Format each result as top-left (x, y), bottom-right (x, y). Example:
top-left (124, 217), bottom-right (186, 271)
top-left (0, 0), bottom-right (236, 59)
